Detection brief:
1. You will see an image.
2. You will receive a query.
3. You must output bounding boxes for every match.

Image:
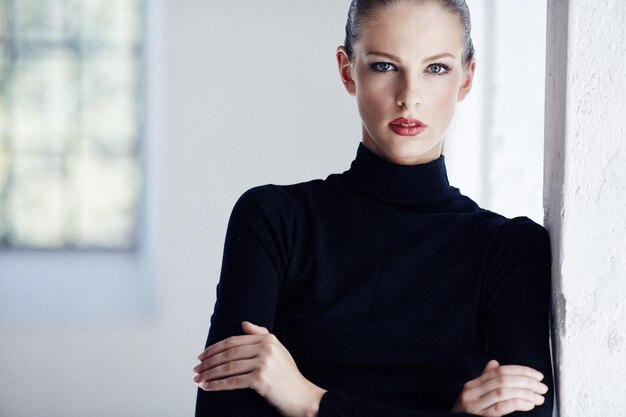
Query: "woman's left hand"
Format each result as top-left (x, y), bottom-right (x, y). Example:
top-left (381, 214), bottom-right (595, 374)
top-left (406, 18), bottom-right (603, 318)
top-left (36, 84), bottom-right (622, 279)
top-left (193, 321), bottom-right (327, 417)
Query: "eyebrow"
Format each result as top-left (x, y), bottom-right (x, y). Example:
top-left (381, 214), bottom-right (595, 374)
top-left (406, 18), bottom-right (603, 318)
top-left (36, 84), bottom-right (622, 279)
top-left (365, 51), bottom-right (456, 63)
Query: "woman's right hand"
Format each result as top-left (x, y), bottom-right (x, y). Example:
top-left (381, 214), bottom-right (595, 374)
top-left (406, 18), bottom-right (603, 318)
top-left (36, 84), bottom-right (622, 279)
top-left (451, 359), bottom-right (549, 417)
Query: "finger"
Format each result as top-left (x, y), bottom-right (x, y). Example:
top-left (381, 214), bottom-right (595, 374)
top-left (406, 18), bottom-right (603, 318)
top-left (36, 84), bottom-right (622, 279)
top-left (198, 335), bottom-right (266, 360)
top-left (481, 397), bottom-right (538, 417)
top-left (476, 387), bottom-right (545, 412)
top-left (194, 357), bottom-right (257, 386)
top-left (480, 374), bottom-right (549, 396)
top-left (198, 373), bottom-right (252, 391)
top-left (483, 359), bottom-right (499, 371)
top-left (241, 321), bottom-right (270, 335)
top-left (477, 364), bottom-right (544, 386)
top-left (479, 360), bottom-right (500, 380)
top-left (464, 360), bottom-right (500, 390)
top-left (194, 343), bottom-right (259, 374)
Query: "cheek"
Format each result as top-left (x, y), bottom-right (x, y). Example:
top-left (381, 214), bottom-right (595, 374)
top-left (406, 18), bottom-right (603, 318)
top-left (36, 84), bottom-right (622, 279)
top-left (356, 76), bottom-right (390, 121)
top-left (427, 81), bottom-right (459, 114)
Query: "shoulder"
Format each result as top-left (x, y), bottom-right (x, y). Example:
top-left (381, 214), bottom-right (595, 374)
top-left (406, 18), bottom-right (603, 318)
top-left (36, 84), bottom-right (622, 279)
top-left (486, 216), bottom-right (552, 275)
top-left (235, 176), bottom-right (326, 206)
top-left (236, 183), bottom-right (290, 205)
top-left (231, 177), bottom-right (326, 219)
top-left (231, 184), bottom-right (295, 219)
top-left (240, 176), bottom-right (334, 207)
top-left (465, 199), bottom-right (550, 246)
top-left (497, 216), bottom-right (550, 249)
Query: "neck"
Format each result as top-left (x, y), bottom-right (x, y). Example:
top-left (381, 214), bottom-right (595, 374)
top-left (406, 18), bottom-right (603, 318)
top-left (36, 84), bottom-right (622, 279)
top-left (340, 141), bottom-right (453, 203)
top-left (361, 136), bottom-right (443, 165)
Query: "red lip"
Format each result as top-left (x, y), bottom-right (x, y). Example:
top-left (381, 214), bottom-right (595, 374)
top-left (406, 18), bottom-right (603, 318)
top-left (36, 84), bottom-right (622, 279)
top-left (389, 117), bottom-right (426, 127)
top-left (389, 117), bottom-right (427, 136)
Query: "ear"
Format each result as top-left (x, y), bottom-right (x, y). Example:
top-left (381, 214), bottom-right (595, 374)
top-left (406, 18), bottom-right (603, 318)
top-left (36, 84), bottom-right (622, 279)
top-left (457, 59), bottom-right (476, 102)
top-left (336, 45), bottom-right (356, 96)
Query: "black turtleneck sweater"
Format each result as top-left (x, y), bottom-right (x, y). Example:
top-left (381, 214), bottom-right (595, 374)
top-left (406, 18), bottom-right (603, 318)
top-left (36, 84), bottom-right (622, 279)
top-left (196, 142), bottom-right (554, 417)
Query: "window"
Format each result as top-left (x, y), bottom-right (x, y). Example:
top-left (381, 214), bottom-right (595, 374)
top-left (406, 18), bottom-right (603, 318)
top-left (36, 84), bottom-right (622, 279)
top-left (0, 0), bottom-right (143, 250)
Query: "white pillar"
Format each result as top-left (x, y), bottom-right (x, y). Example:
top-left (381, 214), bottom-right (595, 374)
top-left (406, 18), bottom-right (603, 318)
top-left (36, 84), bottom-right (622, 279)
top-left (544, 0), bottom-right (626, 415)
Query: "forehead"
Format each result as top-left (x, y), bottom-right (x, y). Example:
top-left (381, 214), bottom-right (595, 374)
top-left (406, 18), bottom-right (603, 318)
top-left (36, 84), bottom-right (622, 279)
top-left (358, 1), bottom-right (464, 58)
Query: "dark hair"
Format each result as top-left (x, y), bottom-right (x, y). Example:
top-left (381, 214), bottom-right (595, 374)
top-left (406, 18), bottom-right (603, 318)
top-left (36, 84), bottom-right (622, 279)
top-left (343, 0), bottom-right (475, 68)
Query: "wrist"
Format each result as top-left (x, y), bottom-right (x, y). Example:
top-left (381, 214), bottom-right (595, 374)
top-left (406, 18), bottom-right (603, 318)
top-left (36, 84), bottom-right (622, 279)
top-left (300, 381), bottom-right (327, 417)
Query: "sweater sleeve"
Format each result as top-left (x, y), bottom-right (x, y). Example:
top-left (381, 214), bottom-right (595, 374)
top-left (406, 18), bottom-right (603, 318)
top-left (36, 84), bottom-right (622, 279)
top-left (318, 391), bottom-right (480, 417)
top-left (480, 216), bottom-right (555, 416)
top-left (195, 185), bottom-right (293, 417)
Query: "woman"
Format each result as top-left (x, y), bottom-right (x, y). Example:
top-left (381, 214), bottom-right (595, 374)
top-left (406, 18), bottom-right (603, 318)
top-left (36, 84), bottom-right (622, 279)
top-left (193, 1), bottom-right (554, 416)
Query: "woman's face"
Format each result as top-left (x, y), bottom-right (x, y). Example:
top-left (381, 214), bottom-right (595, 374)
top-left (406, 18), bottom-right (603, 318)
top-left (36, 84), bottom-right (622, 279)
top-left (337, 1), bottom-right (475, 165)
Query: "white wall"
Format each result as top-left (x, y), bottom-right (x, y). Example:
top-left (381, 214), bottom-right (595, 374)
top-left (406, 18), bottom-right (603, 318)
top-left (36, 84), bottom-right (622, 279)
top-left (0, 1), bottom-right (548, 416)
top-left (545, 0), bottom-right (626, 415)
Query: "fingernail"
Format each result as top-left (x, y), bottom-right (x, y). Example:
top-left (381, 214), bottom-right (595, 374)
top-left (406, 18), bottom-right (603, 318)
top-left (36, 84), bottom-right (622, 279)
top-left (537, 372), bottom-right (544, 380)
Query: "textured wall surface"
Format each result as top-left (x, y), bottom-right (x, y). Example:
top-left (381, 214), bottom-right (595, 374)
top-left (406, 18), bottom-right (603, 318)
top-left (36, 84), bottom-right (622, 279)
top-left (545, 0), bottom-right (626, 415)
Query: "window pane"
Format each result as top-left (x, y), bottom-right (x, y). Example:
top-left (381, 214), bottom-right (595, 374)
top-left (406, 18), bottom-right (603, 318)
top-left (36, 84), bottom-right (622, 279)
top-left (0, 2), bottom-right (6, 38)
top-left (81, 0), bottom-right (139, 43)
top-left (14, 0), bottom-right (79, 42)
top-left (66, 152), bottom-right (141, 248)
top-left (11, 47), bottom-right (78, 154)
top-left (81, 47), bottom-right (138, 153)
top-left (0, 149), bottom-right (9, 238)
top-left (8, 154), bottom-right (66, 247)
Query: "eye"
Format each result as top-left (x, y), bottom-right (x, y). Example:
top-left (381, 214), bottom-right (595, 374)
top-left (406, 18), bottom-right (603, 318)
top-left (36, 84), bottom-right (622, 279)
top-left (428, 63), bottom-right (450, 75)
top-left (369, 62), bottom-right (397, 73)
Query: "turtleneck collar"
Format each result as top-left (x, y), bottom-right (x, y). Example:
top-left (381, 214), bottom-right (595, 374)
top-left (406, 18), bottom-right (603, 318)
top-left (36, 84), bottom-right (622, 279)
top-left (340, 142), bottom-right (453, 203)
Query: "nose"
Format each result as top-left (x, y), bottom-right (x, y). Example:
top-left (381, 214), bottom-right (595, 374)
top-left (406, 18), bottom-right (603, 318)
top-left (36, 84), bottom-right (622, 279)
top-left (395, 73), bottom-right (421, 108)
